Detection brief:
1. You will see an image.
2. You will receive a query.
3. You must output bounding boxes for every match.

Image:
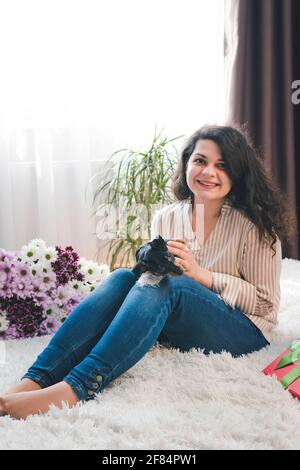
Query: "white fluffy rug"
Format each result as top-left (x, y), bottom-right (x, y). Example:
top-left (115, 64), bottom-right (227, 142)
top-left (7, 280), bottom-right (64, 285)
top-left (1, 258), bottom-right (300, 450)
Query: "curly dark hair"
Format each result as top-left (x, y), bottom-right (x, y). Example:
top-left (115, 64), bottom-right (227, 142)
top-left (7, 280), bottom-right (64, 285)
top-left (171, 125), bottom-right (297, 257)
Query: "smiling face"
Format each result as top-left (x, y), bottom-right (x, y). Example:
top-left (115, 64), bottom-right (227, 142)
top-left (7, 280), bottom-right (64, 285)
top-left (186, 139), bottom-right (232, 206)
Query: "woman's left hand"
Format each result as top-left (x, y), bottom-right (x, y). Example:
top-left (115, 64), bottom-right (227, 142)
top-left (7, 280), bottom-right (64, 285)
top-left (166, 240), bottom-right (201, 281)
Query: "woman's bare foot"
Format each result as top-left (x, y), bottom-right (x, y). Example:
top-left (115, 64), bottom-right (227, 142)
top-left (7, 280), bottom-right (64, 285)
top-left (5, 378), bottom-right (42, 395)
top-left (1, 379), bottom-right (41, 416)
top-left (1, 381), bottom-right (80, 420)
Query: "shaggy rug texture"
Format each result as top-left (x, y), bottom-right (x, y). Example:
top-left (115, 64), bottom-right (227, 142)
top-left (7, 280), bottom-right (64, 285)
top-left (0, 258), bottom-right (300, 450)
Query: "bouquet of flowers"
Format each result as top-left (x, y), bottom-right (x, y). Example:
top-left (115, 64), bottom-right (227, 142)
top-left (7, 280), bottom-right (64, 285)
top-left (0, 239), bottom-right (109, 340)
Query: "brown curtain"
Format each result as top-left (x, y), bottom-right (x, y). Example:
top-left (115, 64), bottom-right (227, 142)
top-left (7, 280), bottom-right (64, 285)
top-left (225, 0), bottom-right (300, 259)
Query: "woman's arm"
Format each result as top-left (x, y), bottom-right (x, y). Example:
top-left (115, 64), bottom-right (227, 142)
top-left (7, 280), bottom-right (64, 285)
top-left (151, 210), bottom-right (281, 320)
top-left (210, 225), bottom-right (282, 315)
top-left (193, 268), bottom-right (213, 289)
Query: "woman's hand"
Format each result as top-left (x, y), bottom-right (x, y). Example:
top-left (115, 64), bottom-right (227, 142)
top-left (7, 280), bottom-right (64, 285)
top-left (166, 240), bottom-right (201, 282)
top-left (166, 240), bottom-right (213, 289)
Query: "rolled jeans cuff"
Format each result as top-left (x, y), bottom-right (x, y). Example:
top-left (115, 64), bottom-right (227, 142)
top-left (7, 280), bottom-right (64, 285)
top-left (20, 371), bottom-right (53, 389)
top-left (63, 376), bottom-right (95, 402)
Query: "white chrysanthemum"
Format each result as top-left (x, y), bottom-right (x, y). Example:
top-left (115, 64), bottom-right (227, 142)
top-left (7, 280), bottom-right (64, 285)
top-left (82, 281), bottom-right (97, 295)
top-left (19, 244), bottom-right (40, 264)
top-left (77, 257), bottom-right (88, 271)
top-left (28, 238), bottom-right (47, 249)
top-left (78, 258), bottom-right (110, 282)
top-left (44, 303), bottom-right (67, 323)
top-left (40, 247), bottom-right (58, 264)
top-left (69, 279), bottom-right (88, 296)
top-left (30, 261), bottom-right (54, 278)
top-left (0, 312), bottom-right (9, 332)
top-left (98, 264), bottom-right (110, 278)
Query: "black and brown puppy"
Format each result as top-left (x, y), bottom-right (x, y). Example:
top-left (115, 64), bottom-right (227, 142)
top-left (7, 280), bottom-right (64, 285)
top-left (132, 235), bottom-right (184, 277)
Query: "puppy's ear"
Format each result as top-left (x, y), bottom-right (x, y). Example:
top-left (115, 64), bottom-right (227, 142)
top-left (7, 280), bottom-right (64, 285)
top-left (135, 244), bottom-right (145, 261)
top-left (150, 235), bottom-right (167, 249)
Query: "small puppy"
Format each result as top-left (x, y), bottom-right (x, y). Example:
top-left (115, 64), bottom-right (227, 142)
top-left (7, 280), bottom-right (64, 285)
top-left (132, 235), bottom-right (184, 277)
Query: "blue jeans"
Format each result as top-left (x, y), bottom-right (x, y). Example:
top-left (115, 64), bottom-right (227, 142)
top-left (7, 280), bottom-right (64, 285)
top-left (22, 268), bottom-right (269, 401)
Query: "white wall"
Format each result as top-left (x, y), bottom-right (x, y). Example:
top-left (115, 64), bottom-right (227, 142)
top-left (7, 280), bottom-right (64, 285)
top-left (0, 0), bottom-right (225, 263)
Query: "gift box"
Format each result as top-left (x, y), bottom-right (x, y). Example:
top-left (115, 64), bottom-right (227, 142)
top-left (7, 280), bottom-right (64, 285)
top-left (262, 339), bottom-right (300, 399)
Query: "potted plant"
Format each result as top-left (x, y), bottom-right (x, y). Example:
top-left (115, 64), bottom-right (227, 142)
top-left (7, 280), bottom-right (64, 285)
top-left (91, 126), bottom-right (184, 271)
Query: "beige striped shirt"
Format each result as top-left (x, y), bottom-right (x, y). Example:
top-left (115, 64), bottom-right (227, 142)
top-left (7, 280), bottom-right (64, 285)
top-left (150, 197), bottom-right (282, 343)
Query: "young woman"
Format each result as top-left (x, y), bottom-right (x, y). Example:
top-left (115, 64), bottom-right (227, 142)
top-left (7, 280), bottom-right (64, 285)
top-left (0, 125), bottom-right (295, 420)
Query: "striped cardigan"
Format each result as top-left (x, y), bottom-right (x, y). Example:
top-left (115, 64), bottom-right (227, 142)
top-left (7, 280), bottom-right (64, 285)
top-left (150, 197), bottom-right (282, 343)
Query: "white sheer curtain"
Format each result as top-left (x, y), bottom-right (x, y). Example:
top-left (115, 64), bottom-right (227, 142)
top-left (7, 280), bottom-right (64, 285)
top-left (0, 0), bottom-right (225, 262)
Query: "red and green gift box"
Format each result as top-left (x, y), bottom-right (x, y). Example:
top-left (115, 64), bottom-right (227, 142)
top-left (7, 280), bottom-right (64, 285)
top-left (262, 339), bottom-right (300, 399)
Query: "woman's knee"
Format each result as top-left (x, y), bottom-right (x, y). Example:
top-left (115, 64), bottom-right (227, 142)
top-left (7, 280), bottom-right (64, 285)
top-left (164, 273), bottom-right (211, 299)
top-left (107, 267), bottom-right (138, 282)
top-left (165, 273), bottom-right (202, 290)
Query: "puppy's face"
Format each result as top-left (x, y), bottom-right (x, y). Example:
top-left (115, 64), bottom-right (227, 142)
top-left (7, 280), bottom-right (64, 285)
top-left (134, 236), bottom-right (183, 276)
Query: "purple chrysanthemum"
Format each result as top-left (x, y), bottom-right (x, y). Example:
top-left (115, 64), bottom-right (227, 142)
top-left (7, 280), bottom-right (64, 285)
top-left (51, 245), bottom-right (84, 286)
top-left (0, 296), bottom-right (46, 339)
top-left (0, 241), bottom-right (108, 340)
